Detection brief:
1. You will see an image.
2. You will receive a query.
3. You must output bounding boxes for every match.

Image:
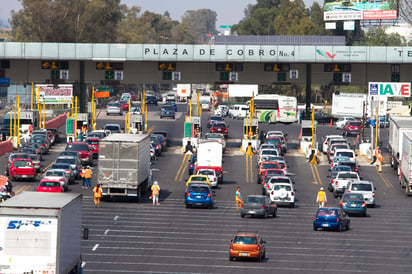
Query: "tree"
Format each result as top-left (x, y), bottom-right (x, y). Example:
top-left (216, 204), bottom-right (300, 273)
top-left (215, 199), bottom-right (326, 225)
top-left (361, 28), bottom-right (404, 46)
top-left (181, 9), bottom-right (217, 43)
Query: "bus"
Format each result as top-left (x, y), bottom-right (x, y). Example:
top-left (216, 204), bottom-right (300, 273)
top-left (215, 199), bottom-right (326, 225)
top-left (248, 94), bottom-right (297, 123)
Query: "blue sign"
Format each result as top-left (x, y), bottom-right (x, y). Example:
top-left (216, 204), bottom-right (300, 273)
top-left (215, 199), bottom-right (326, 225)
top-left (369, 83), bottom-right (378, 95)
top-left (0, 78), bottom-right (10, 85)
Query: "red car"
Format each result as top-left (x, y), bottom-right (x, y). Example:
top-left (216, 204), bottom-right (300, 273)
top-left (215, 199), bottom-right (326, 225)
top-left (65, 142), bottom-right (93, 165)
top-left (257, 162), bottom-right (281, 184)
top-left (210, 122), bottom-right (228, 139)
top-left (342, 120), bottom-right (362, 137)
top-left (86, 137), bottom-right (100, 158)
top-left (36, 179), bottom-right (64, 193)
top-left (9, 159), bottom-right (36, 181)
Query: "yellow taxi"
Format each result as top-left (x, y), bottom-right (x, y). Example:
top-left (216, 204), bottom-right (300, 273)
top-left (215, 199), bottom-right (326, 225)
top-left (185, 175), bottom-right (211, 187)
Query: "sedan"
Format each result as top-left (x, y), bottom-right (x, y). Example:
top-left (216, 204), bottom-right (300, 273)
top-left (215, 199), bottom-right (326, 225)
top-left (240, 195), bottom-right (277, 219)
top-left (340, 193), bottom-right (367, 216)
top-left (185, 183), bottom-right (214, 208)
top-left (36, 179), bottom-right (64, 193)
top-left (106, 102), bottom-right (123, 115)
top-left (313, 207), bottom-right (350, 231)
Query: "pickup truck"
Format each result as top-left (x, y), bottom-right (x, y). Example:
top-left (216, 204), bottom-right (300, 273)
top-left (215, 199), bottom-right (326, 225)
top-left (9, 159), bottom-right (36, 181)
top-left (331, 171), bottom-right (360, 198)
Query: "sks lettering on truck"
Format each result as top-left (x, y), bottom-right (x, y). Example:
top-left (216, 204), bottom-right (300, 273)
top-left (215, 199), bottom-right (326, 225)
top-left (7, 220), bottom-right (52, 229)
top-left (369, 82), bottom-right (411, 97)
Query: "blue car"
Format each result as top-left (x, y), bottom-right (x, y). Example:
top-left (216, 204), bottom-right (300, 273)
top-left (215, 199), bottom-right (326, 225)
top-left (160, 105), bottom-right (175, 119)
top-left (313, 207), bottom-right (350, 232)
top-left (340, 193), bottom-right (367, 216)
top-left (185, 183), bottom-right (213, 208)
top-left (165, 102), bottom-right (177, 112)
top-left (188, 154), bottom-right (197, 176)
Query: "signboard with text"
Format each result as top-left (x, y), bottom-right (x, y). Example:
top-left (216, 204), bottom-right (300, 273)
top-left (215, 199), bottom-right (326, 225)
top-left (324, 0), bottom-right (398, 21)
top-left (36, 84), bottom-right (73, 104)
top-left (368, 82), bottom-right (411, 97)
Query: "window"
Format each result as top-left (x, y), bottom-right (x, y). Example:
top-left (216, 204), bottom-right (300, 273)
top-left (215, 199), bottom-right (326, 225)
top-left (189, 186), bottom-right (210, 193)
top-left (317, 209), bottom-right (337, 217)
top-left (66, 144), bottom-right (89, 151)
top-left (351, 184), bottom-right (372, 191)
top-left (234, 236), bottom-right (257, 245)
top-left (273, 185), bottom-right (291, 191)
top-left (40, 182), bottom-right (60, 187)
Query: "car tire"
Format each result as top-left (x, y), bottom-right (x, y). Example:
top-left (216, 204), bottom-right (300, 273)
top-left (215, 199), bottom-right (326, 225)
top-left (185, 204), bottom-right (190, 208)
top-left (240, 213), bottom-right (245, 218)
top-left (313, 225), bottom-right (317, 231)
top-left (273, 210), bottom-right (277, 218)
top-left (346, 222), bottom-right (350, 231)
top-left (173, 116), bottom-right (175, 119)
top-left (258, 254), bottom-right (262, 262)
top-left (290, 203), bottom-right (295, 208)
top-left (107, 113), bottom-right (110, 116)
top-left (263, 211), bottom-right (268, 219)
top-left (160, 116), bottom-right (162, 119)
top-left (229, 256), bottom-right (233, 261)
top-left (262, 251), bottom-right (266, 259)
top-left (328, 184), bottom-right (333, 192)
top-left (338, 223), bottom-right (342, 232)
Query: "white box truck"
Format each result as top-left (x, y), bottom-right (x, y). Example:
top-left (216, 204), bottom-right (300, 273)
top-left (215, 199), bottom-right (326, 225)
top-left (177, 84), bottom-right (191, 102)
top-left (400, 131), bottom-right (412, 196)
top-left (331, 93), bottom-right (365, 118)
top-left (195, 140), bottom-right (223, 184)
top-left (98, 133), bottom-right (152, 201)
top-left (0, 192), bottom-right (82, 273)
top-left (388, 116), bottom-right (412, 173)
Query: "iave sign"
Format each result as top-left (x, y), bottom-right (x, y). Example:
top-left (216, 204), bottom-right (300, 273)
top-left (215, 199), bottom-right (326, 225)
top-left (368, 82), bottom-right (411, 97)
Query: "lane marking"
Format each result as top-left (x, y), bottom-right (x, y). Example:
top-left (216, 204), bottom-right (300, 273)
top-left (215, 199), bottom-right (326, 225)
top-left (309, 164), bottom-right (318, 185)
top-left (174, 153), bottom-right (190, 182)
top-left (113, 216), bottom-right (119, 221)
top-left (14, 185), bottom-right (31, 194)
top-left (147, 125), bottom-right (156, 134)
top-left (81, 262), bottom-right (86, 268)
top-left (104, 229), bottom-right (110, 235)
top-left (378, 171), bottom-right (394, 189)
top-left (245, 155), bottom-right (253, 183)
top-left (314, 164), bottom-right (323, 186)
top-left (92, 244), bottom-right (99, 251)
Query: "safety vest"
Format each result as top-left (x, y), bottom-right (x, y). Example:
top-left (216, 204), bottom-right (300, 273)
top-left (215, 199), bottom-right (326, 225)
top-left (235, 190), bottom-right (242, 201)
top-left (28, 125), bottom-right (33, 134)
top-left (378, 154), bottom-right (383, 162)
top-left (93, 186), bottom-right (101, 198)
top-left (318, 191), bottom-right (326, 203)
top-left (152, 185), bottom-right (160, 195)
top-left (84, 169), bottom-right (92, 179)
top-left (80, 169), bottom-right (86, 178)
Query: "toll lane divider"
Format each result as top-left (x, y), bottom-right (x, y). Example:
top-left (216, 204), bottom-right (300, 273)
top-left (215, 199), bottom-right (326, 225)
top-left (45, 112), bottom-right (67, 129)
top-left (0, 140), bottom-right (13, 157)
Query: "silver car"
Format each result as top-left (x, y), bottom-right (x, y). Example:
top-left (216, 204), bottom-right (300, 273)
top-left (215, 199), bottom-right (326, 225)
top-left (346, 181), bottom-right (376, 207)
top-left (106, 102), bottom-right (123, 116)
top-left (54, 156), bottom-right (82, 179)
top-left (43, 169), bottom-right (70, 191)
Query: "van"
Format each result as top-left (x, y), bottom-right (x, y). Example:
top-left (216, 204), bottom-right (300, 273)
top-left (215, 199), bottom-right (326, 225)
top-left (231, 104), bottom-right (249, 119)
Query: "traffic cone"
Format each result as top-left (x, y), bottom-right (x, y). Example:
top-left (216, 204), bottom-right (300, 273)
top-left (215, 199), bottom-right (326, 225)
top-left (298, 130), bottom-right (302, 140)
top-left (330, 118), bottom-right (333, 127)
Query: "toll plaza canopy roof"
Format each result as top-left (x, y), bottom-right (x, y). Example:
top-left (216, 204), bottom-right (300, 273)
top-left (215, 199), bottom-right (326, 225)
top-left (1, 42), bottom-right (412, 63)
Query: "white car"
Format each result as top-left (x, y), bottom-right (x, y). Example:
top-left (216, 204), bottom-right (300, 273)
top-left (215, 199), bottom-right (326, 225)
top-left (214, 105), bottom-right (229, 116)
top-left (336, 117), bottom-right (356, 129)
top-left (43, 169), bottom-right (70, 192)
top-left (257, 149), bottom-right (280, 166)
top-left (332, 171), bottom-right (360, 198)
top-left (321, 135), bottom-right (343, 154)
top-left (263, 176), bottom-right (293, 196)
top-left (346, 180), bottom-right (376, 207)
top-left (269, 182), bottom-right (295, 207)
top-left (334, 149), bottom-right (356, 163)
top-left (258, 143), bottom-right (277, 154)
top-left (266, 130), bottom-right (287, 140)
top-left (197, 169), bottom-right (218, 188)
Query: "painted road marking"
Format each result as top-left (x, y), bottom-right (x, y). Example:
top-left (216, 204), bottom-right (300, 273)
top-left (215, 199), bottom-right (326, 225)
top-left (92, 244), bottom-right (99, 251)
top-left (104, 229), bottom-right (110, 235)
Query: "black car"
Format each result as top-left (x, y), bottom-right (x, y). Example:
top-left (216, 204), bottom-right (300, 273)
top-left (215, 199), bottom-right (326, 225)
top-left (46, 128), bottom-right (60, 143)
top-left (145, 95), bottom-right (158, 105)
top-left (313, 112), bottom-right (337, 124)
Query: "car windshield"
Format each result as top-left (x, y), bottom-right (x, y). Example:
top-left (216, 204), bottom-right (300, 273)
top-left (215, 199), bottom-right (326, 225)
top-left (190, 176), bottom-right (207, 182)
top-left (270, 178), bottom-right (290, 184)
top-left (336, 151), bottom-right (354, 158)
top-left (40, 182), bottom-right (60, 187)
top-left (233, 236), bottom-right (257, 245)
top-left (105, 125), bottom-right (121, 131)
top-left (244, 196), bottom-right (263, 204)
top-left (108, 103), bottom-right (120, 107)
top-left (210, 116), bottom-right (222, 121)
top-left (333, 145), bottom-right (348, 150)
top-left (317, 209), bottom-right (337, 216)
top-left (333, 157), bottom-right (349, 163)
top-left (60, 151), bottom-right (78, 157)
top-left (188, 185), bottom-right (210, 193)
top-left (338, 173), bottom-right (358, 179)
top-left (52, 164), bottom-right (71, 170)
top-left (10, 153), bottom-right (29, 160)
top-left (21, 148), bottom-right (36, 154)
top-left (343, 193), bottom-right (363, 201)
top-left (333, 166), bottom-right (351, 172)
top-left (266, 138), bottom-right (280, 144)
top-left (351, 184), bottom-right (372, 191)
top-left (14, 160), bottom-right (32, 167)
top-left (213, 124), bottom-right (226, 128)
top-left (261, 163), bottom-right (279, 169)
top-left (266, 170), bottom-right (283, 176)
top-left (66, 144), bottom-right (89, 151)
top-left (46, 171), bottom-right (64, 177)
top-left (55, 158), bottom-right (75, 165)
top-left (273, 184), bottom-right (291, 191)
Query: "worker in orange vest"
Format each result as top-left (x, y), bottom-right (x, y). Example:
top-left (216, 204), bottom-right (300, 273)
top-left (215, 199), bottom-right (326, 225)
top-left (151, 181), bottom-right (160, 205)
top-left (316, 187), bottom-right (327, 208)
top-left (93, 184), bottom-right (102, 208)
top-left (378, 153), bottom-right (383, 173)
top-left (84, 166), bottom-right (92, 189)
top-left (80, 167), bottom-right (86, 189)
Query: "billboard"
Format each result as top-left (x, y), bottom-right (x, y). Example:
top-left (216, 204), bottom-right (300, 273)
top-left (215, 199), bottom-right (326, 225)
top-left (227, 84), bottom-right (258, 97)
top-left (332, 93), bottom-right (366, 117)
top-left (324, 0), bottom-right (398, 21)
top-left (36, 84), bottom-right (73, 104)
top-left (368, 82), bottom-right (411, 97)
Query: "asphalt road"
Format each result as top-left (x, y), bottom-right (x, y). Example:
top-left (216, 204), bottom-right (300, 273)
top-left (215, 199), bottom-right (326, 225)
top-left (1, 103), bottom-right (411, 273)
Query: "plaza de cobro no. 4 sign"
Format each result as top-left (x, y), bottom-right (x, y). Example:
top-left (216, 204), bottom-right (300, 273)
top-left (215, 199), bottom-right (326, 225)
top-left (369, 82), bottom-right (411, 97)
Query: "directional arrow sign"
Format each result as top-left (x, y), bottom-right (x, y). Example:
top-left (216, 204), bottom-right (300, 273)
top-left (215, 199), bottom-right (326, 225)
top-left (105, 70), bottom-right (114, 80)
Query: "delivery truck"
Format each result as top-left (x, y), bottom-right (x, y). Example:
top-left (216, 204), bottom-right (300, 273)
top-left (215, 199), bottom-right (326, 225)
top-left (98, 133), bottom-right (152, 201)
top-left (388, 116), bottom-right (412, 173)
top-left (195, 140), bottom-right (223, 184)
top-left (0, 192), bottom-right (83, 273)
top-left (400, 131), bottom-right (412, 196)
top-left (177, 84), bottom-right (191, 102)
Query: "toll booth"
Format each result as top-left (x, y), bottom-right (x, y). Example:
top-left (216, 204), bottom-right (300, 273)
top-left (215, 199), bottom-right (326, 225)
top-left (130, 114), bottom-right (145, 134)
top-left (300, 120), bottom-right (318, 158)
top-left (76, 113), bottom-right (91, 132)
top-left (191, 116), bottom-right (201, 137)
top-left (182, 122), bottom-right (198, 150)
top-left (66, 118), bottom-right (76, 143)
top-left (241, 117), bottom-right (259, 152)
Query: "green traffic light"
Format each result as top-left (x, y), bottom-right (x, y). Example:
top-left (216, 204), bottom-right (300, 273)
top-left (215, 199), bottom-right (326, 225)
top-left (220, 72), bottom-right (229, 81)
top-left (391, 73), bottom-right (400, 82)
top-left (333, 72), bottom-right (342, 83)
top-left (163, 71), bottom-right (172, 80)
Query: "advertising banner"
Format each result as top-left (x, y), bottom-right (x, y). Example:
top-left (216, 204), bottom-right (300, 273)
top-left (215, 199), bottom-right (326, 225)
top-left (324, 0), bottom-right (398, 21)
top-left (368, 82), bottom-right (411, 97)
top-left (36, 84), bottom-right (73, 104)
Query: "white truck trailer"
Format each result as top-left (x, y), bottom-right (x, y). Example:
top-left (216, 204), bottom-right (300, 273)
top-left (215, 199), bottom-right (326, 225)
top-left (388, 116), bottom-right (412, 173)
top-left (196, 140), bottom-right (223, 184)
top-left (400, 131), bottom-right (412, 196)
top-left (177, 84), bottom-right (191, 102)
top-left (0, 192), bottom-right (83, 273)
top-left (98, 133), bottom-right (152, 201)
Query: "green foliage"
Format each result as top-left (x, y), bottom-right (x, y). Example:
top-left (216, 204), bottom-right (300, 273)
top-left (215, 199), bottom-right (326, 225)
top-left (360, 28), bottom-right (404, 46)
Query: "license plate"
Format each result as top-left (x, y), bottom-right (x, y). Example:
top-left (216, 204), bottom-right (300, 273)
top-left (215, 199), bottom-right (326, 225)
top-left (196, 196), bottom-right (201, 199)
top-left (351, 204), bottom-right (357, 207)
top-left (22, 175), bottom-right (27, 178)
top-left (322, 223), bottom-right (329, 227)
top-left (240, 253), bottom-right (248, 257)
top-left (248, 210), bottom-right (256, 214)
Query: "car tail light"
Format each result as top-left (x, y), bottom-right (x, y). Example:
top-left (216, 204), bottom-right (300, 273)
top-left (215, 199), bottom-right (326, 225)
top-left (261, 205), bottom-right (265, 209)
top-left (41, 144), bottom-right (45, 147)
top-left (313, 216), bottom-right (317, 220)
top-left (75, 166), bottom-right (78, 170)
top-left (241, 204), bottom-right (244, 208)
top-left (187, 193), bottom-right (190, 197)
top-left (225, 129), bottom-right (228, 133)
top-left (340, 201), bottom-right (344, 206)
top-left (361, 202), bottom-right (366, 207)
top-left (117, 106), bottom-right (120, 108)
top-left (271, 191), bottom-right (274, 195)
top-left (156, 145), bottom-right (160, 150)
top-left (207, 193), bottom-right (211, 197)
top-left (372, 192), bottom-right (375, 198)
top-left (291, 192), bottom-right (294, 196)
top-left (267, 184), bottom-right (270, 189)
top-left (257, 245), bottom-right (261, 251)
top-left (336, 217), bottom-right (340, 222)
top-left (335, 180), bottom-right (338, 185)
top-left (355, 167), bottom-right (358, 172)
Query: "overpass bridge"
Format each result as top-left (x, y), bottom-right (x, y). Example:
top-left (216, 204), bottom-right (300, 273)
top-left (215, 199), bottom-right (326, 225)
top-left (0, 42), bottom-right (410, 112)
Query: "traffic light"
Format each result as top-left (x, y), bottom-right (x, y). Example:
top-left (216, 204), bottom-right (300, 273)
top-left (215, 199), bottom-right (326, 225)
top-left (333, 72), bottom-right (342, 83)
top-left (162, 71), bottom-right (172, 80)
top-left (391, 64), bottom-right (400, 82)
top-left (220, 72), bottom-right (229, 81)
top-left (51, 70), bottom-right (60, 80)
top-left (277, 72), bottom-right (287, 81)
top-left (158, 62), bottom-right (176, 71)
top-left (105, 70), bottom-right (115, 80)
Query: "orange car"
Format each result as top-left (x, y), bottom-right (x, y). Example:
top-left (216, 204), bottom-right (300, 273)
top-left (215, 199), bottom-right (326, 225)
top-left (229, 231), bottom-right (266, 262)
top-left (257, 161), bottom-right (280, 184)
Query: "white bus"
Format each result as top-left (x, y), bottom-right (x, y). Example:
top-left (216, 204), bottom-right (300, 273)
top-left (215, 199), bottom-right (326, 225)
top-left (248, 94), bottom-right (297, 123)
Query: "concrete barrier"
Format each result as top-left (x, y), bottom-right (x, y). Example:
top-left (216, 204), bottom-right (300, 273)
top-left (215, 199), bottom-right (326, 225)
top-left (45, 112), bottom-right (67, 129)
top-left (0, 140), bottom-right (13, 156)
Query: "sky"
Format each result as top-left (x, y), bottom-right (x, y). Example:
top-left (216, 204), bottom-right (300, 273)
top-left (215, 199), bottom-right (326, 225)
top-left (0, 0), bottom-right (321, 28)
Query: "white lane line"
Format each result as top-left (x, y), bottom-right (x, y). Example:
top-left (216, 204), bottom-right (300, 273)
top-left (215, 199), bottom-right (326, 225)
top-left (92, 244), bottom-right (99, 251)
top-left (81, 262), bottom-right (86, 268)
top-left (104, 229), bottom-right (110, 235)
top-left (113, 215), bottom-right (119, 221)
